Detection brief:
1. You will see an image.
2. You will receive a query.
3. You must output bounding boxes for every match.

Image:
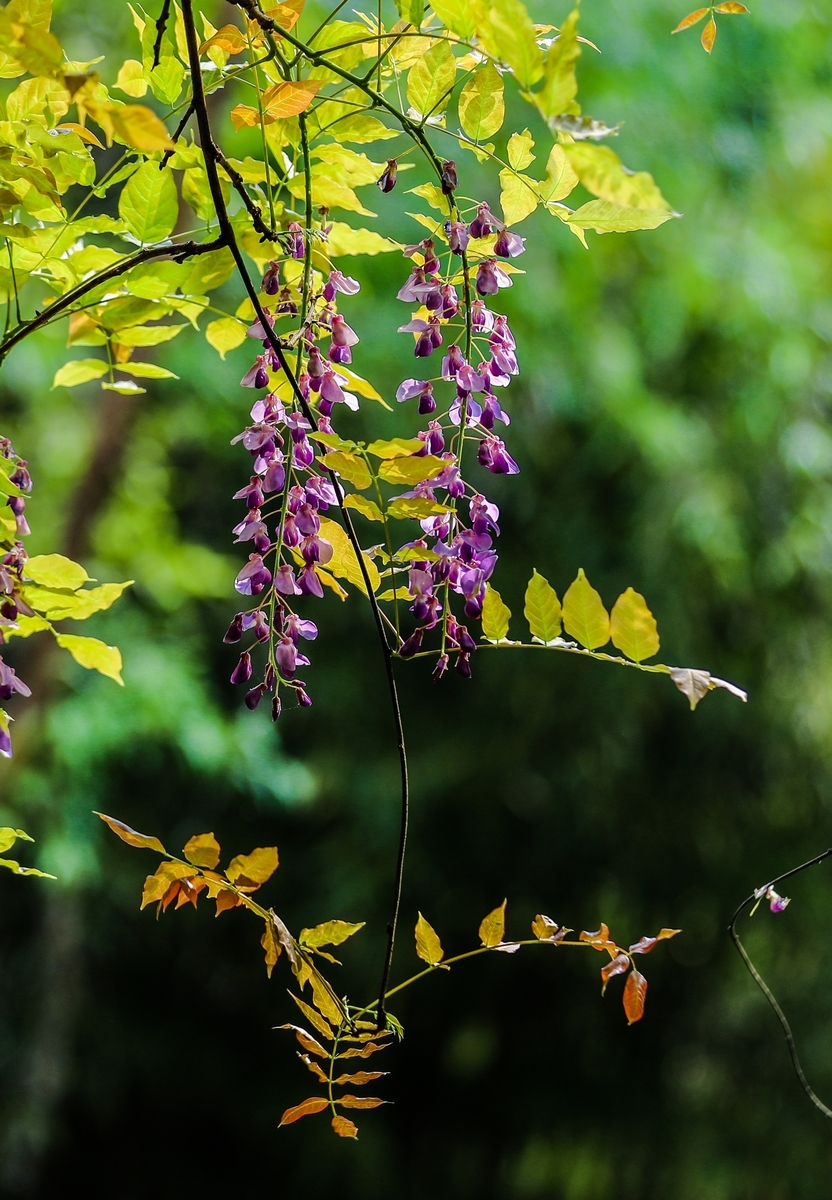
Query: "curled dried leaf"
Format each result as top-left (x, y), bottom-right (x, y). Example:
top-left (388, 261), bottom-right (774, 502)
top-left (333, 1070), bottom-right (388, 1086)
top-left (623, 968), bottom-right (648, 1024)
top-left (96, 812), bottom-right (165, 854)
top-left (600, 953), bottom-right (631, 995)
top-left (331, 1115), bottom-right (358, 1138)
top-left (277, 1024), bottom-right (329, 1059)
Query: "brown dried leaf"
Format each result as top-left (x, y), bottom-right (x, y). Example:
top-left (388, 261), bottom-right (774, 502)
top-left (276, 1024), bottom-right (329, 1059)
top-left (289, 992), bottom-right (335, 1041)
top-left (671, 7), bottom-right (710, 33)
top-left (628, 936), bottom-right (658, 955)
top-left (225, 846), bottom-right (278, 890)
top-left (531, 914), bottom-right (567, 941)
top-left (338, 1095), bottom-right (386, 1109)
top-left (331, 1115), bottom-right (358, 1138)
top-left (333, 1070), bottom-right (388, 1086)
top-left (96, 812), bottom-right (165, 854)
top-left (140, 862), bottom-right (196, 910)
top-left (600, 953), bottom-right (631, 995)
top-left (479, 899), bottom-right (507, 948)
top-left (701, 16), bottom-right (717, 51)
top-left (278, 1096), bottom-right (329, 1126)
top-left (183, 832), bottom-right (220, 869)
top-left (623, 968), bottom-right (648, 1024)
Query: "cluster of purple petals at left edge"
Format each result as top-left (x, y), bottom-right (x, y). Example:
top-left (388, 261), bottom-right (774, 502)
top-left (0, 438), bottom-right (35, 755)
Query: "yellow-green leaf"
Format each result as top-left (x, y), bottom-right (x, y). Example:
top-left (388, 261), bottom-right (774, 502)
top-left (564, 143), bottom-right (669, 211)
top-left (538, 144), bottom-right (579, 204)
top-left (225, 846), bottom-right (278, 888)
top-left (344, 494), bottom-right (383, 522)
top-left (95, 811), bottom-right (166, 854)
top-left (110, 104), bottom-right (175, 152)
top-left (474, 0), bottom-right (543, 88)
top-left (299, 919), bottom-right (365, 949)
top-left (387, 497), bottom-right (449, 520)
top-left (318, 516), bottom-right (380, 594)
top-left (536, 8), bottom-right (580, 117)
top-left (366, 438), bottom-right (425, 459)
top-left (415, 912), bottom-right (444, 965)
top-left (0, 827), bottom-right (32, 854)
top-left (25, 554), bottom-right (89, 591)
top-left (562, 568), bottom-right (609, 649)
top-left (407, 39), bottom-right (456, 119)
top-left (481, 584), bottom-right (511, 642)
top-left (205, 316), bottom-right (247, 359)
top-left (479, 899), bottom-right (507, 947)
top-left (507, 130), bottom-right (535, 171)
top-left (183, 832), bottom-right (221, 869)
top-left (115, 58), bottom-right (147, 97)
top-left (55, 633), bottom-right (124, 684)
top-left (321, 450), bottom-right (373, 491)
top-left (566, 200), bottom-right (674, 235)
top-left (458, 64), bottom-right (505, 142)
top-left (610, 587), bottom-right (660, 663)
top-left (524, 569), bottom-right (562, 642)
top-left (377, 455), bottom-right (445, 485)
top-left (52, 359), bottom-right (108, 389)
top-left (44, 581), bottom-right (132, 622)
top-left (326, 222), bottom-right (401, 256)
top-left (499, 169), bottom-right (538, 226)
top-left (430, 0), bottom-right (476, 37)
top-left (118, 161), bottom-right (178, 243)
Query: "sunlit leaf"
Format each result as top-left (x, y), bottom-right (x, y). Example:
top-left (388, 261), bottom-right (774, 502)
top-left (278, 1096), bottom-right (329, 1126)
top-left (387, 497), bottom-right (449, 520)
top-left (55, 634), bottom-right (123, 684)
top-left (333, 1070), bottom-right (387, 1086)
top-left (199, 24), bottom-right (247, 54)
top-left (524, 570), bottom-right (562, 642)
top-left (672, 7), bottom-right (710, 32)
top-left (338, 1095), bottom-right (386, 1109)
top-left (321, 451), bottom-right (372, 491)
top-left (331, 1115), bottom-right (359, 1138)
top-left (473, 0), bottom-right (543, 88)
top-left (499, 170), bottom-right (538, 227)
top-left (366, 438), bottom-right (425, 459)
top-left (25, 554), bottom-right (89, 591)
top-left (415, 912), bottom-right (444, 965)
top-left (290, 992), bottom-right (335, 1041)
top-left (311, 973), bottom-right (345, 1027)
top-left (562, 568), bottom-right (609, 649)
top-left (225, 846), bottom-right (278, 889)
top-left (564, 143), bottom-right (670, 211)
top-left (110, 104), bottom-right (175, 151)
top-left (95, 812), bottom-right (166, 854)
top-left (317, 516), bottom-right (380, 594)
top-left (507, 130), bottom-right (535, 171)
top-left (344, 494), bottom-right (383, 522)
top-left (326, 222), bottom-right (402, 256)
top-left (115, 58), bottom-right (147, 97)
top-left (479, 899), bottom-right (507, 947)
top-left (536, 7), bottom-right (580, 117)
top-left (600, 953), bottom-right (630, 995)
top-left (623, 967), bottom-right (647, 1024)
top-left (183, 832), bottom-right (221, 869)
top-left (0, 827), bottom-right (32, 854)
top-left (377, 455), bottom-right (446, 485)
top-left (609, 587), bottom-right (660, 663)
top-left (263, 80), bottom-right (322, 120)
top-left (714, 2), bottom-right (749, 11)
top-left (118, 161), bottom-right (178, 243)
top-left (407, 39), bottom-right (456, 119)
top-left (701, 16), bottom-right (717, 52)
top-left (140, 861), bottom-right (196, 909)
top-left (430, 0), bottom-right (476, 37)
top-left (566, 200), bottom-right (674, 235)
top-left (531, 914), bottom-right (566, 940)
top-left (52, 359), bottom-right (108, 389)
top-left (261, 919), bottom-right (281, 978)
top-left (338, 1041), bottom-right (387, 1059)
top-left (458, 64), bottom-right (505, 142)
top-left (300, 919), bottom-right (365, 949)
top-left (481, 584), bottom-right (511, 642)
top-left (38, 581), bottom-right (132, 622)
top-left (0, 858), bottom-right (55, 878)
top-left (277, 1024), bottom-right (329, 1059)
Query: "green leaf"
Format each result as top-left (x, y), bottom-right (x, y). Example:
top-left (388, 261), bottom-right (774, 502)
top-left (377, 455), bottom-right (446, 485)
top-left (536, 8), bottom-right (581, 118)
top-left (499, 169), bottom-right (538, 226)
top-left (43, 581), bottom-right (133, 622)
top-left (566, 200), bottom-right (674, 234)
top-left (481, 584), bottom-right (511, 642)
top-left (366, 438), bottom-right (426, 459)
top-left (55, 633), bottom-right (124, 684)
top-left (52, 359), bottom-right (108, 389)
top-left (479, 899), bottom-right (507, 948)
top-left (320, 450), bottom-right (373, 491)
top-left (25, 554), bottom-right (90, 591)
top-left (415, 912), bottom-right (444, 965)
top-left (474, 0), bottom-right (543, 88)
top-left (118, 161), bottom-right (179, 244)
top-left (205, 317), bottom-right (247, 359)
top-left (524, 570), bottom-right (562, 642)
top-left (562, 568), bottom-right (610, 649)
top-left (538, 144), bottom-right (580, 203)
top-left (507, 130), bottom-right (535, 171)
top-left (610, 587), bottom-right (660, 663)
top-left (458, 64), bottom-right (505, 142)
top-left (344, 494), bottom-right (384, 522)
top-left (407, 39), bottom-right (456, 119)
top-left (386, 497), bottom-right (449, 520)
top-left (299, 920), bottom-right (365, 949)
top-left (0, 827), bottom-right (33, 853)
top-left (563, 143), bottom-right (670, 210)
top-left (115, 324), bottom-right (187, 347)
top-left (116, 363), bottom-right (178, 381)
top-left (0, 859), bottom-right (55, 879)
top-left (396, 0), bottom-right (424, 27)
top-left (430, 0), bottom-right (476, 37)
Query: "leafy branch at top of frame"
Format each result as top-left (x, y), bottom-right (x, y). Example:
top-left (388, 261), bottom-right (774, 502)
top-left (96, 809), bottom-right (681, 1140)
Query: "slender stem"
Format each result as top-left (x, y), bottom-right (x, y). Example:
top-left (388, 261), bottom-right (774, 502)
top-left (728, 848), bottom-right (832, 1120)
top-left (152, 0), bottom-right (173, 68)
top-left (186, 0), bottom-right (410, 1030)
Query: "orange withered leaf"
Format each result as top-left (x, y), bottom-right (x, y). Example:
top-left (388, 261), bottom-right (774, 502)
top-left (199, 24), bottom-right (247, 55)
top-left (332, 1070), bottom-right (388, 1086)
top-left (267, 0), bottom-right (306, 31)
top-left (600, 953), bottom-right (631, 995)
top-left (214, 888), bottom-right (241, 916)
top-left (628, 935), bottom-right (657, 955)
top-left (278, 1096), bottom-right (329, 1126)
top-left (331, 1115), bottom-right (358, 1138)
top-left (225, 846), bottom-right (278, 891)
top-left (300, 1054), bottom-right (329, 1083)
top-left (183, 832), bottom-right (221, 870)
top-left (96, 812), bottom-right (165, 854)
top-left (277, 1024), bottom-right (329, 1059)
top-left (701, 16), bottom-right (717, 51)
top-left (623, 968), bottom-right (648, 1024)
top-left (262, 80), bottom-right (322, 121)
top-left (140, 862), bottom-right (196, 910)
top-left (714, 2), bottom-right (749, 11)
top-left (671, 7), bottom-right (709, 33)
top-left (338, 1042), bottom-right (388, 1059)
top-left (479, 899), bottom-right (507, 948)
top-left (262, 920), bottom-right (281, 978)
top-left (338, 1095), bottom-right (386, 1109)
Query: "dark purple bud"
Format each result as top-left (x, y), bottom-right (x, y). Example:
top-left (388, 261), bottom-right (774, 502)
top-left (276, 638), bottom-right (297, 678)
top-left (418, 388), bottom-right (437, 416)
top-left (432, 653), bottom-right (449, 680)
top-left (414, 333), bottom-right (433, 358)
top-left (286, 221), bottom-right (305, 259)
top-left (464, 594), bottom-right (483, 619)
top-left (455, 651), bottom-right (472, 678)
top-left (223, 613), bottom-right (244, 644)
top-left (262, 261), bottom-right (280, 294)
top-left (254, 364), bottom-right (269, 388)
top-left (476, 260), bottom-right (500, 296)
top-left (277, 287), bottom-right (298, 315)
top-left (230, 651), bottom-right (252, 685)
top-left (245, 684), bottom-right (267, 710)
top-left (378, 159), bottom-right (398, 193)
top-left (494, 230), bottom-right (525, 258)
top-left (263, 456), bottom-right (286, 494)
top-left (457, 625), bottom-right (477, 653)
top-left (421, 239), bottom-right (440, 275)
top-left (272, 695), bottom-right (282, 721)
top-left (469, 203), bottom-right (494, 240)
top-left (399, 627), bottom-right (424, 658)
top-left (297, 688), bottom-right (313, 708)
top-left (441, 284), bottom-right (459, 319)
top-left (446, 221), bottom-right (469, 255)
top-left (440, 159), bottom-right (458, 195)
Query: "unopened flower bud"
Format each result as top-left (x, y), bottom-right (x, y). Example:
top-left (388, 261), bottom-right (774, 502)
top-left (230, 651), bottom-right (252, 685)
top-left (378, 159), bottom-right (398, 193)
top-left (440, 159), bottom-right (458, 195)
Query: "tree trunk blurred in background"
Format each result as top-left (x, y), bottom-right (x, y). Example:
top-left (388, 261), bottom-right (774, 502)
top-left (2, 1), bottom-right (832, 1197)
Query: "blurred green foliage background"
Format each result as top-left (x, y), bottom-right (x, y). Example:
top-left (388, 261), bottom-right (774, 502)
top-left (1, 0), bottom-right (832, 1195)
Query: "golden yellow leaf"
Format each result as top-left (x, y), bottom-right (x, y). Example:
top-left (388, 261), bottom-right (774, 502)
top-left (623, 968), bottom-right (647, 1024)
top-left (479, 899), bottom-right (507, 947)
top-left (331, 1115), bottom-right (358, 1138)
top-left (183, 832), bottom-right (220, 869)
top-left (263, 79), bottom-right (322, 120)
top-left (278, 1096), bottom-right (329, 1125)
top-left (714, 1), bottom-right (749, 10)
top-left (225, 845), bottom-right (278, 889)
top-left (110, 105), bottom-right (174, 151)
top-left (199, 24), bottom-right (247, 54)
top-left (311, 973), bottom-right (344, 1027)
top-left (290, 992), bottom-right (335, 1041)
top-left (562, 568), bottom-right (610, 649)
top-left (671, 7), bottom-right (710, 33)
top-left (701, 16), bottom-right (717, 51)
top-left (609, 587), bottom-right (660, 663)
top-left (95, 812), bottom-right (165, 854)
top-left (338, 1095), bottom-right (385, 1109)
top-left (415, 912), bottom-right (444, 965)
top-left (140, 861), bottom-right (195, 909)
top-left (377, 454), bottom-right (445, 485)
top-left (230, 104), bottom-right (259, 130)
top-left (321, 450), bottom-right (372, 491)
top-left (332, 1070), bottom-right (387, 1086)
top-left (261, 919), bottom-right (281, 978)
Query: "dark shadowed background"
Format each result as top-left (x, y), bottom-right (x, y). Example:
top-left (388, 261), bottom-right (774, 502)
top-left (1, 0), bottom-right (832, 1196)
